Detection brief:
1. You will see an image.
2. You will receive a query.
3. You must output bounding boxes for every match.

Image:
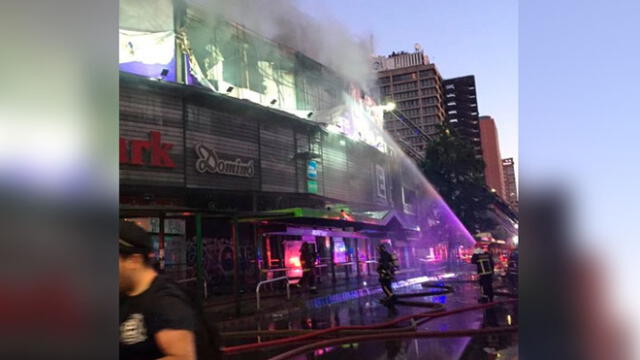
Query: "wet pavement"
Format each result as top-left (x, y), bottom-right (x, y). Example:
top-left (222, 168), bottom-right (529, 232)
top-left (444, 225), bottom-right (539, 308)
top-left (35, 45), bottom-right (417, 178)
top-left (212, 277), bottom-right (518, 360)
top-left (204, 268), bottom-right (466, 323)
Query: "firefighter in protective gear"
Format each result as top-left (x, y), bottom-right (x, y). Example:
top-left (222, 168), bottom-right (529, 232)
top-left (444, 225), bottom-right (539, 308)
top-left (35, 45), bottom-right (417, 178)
top-left (377, 244), bottom-right (398, 305)
top-left (507, 249), bottom-right (519, 291)
top-left (471, 245), bottom-right (495, 303)
top-left (300, 242), bottom-right (318, 294)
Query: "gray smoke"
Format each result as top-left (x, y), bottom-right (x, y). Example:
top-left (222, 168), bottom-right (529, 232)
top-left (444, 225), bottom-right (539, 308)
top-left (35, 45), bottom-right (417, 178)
top-left (189, 0), bottom-right (375, 91)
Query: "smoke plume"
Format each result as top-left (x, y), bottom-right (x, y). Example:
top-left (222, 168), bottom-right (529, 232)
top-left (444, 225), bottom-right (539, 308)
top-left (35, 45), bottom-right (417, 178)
top-left (189, 0), bottom-right (375, 91)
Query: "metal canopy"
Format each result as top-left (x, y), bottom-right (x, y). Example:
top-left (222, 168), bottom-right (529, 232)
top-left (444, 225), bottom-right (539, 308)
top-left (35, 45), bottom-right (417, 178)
top-left (120, 205), bottom-right (419, 235)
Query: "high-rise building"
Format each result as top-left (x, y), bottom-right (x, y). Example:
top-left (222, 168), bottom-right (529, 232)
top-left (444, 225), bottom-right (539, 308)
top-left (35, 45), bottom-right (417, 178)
top-left (442, 76), bottom-right (483, 158)
top-left (479, 115), bottom-right (506, 200)
top-left (373, 47), bottom-right (446, 161)
top-left (502, 157), bottom-right (518, 208)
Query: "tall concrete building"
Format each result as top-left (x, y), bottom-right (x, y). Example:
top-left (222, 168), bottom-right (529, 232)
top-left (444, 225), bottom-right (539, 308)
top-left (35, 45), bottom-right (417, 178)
top-left (373, 47), bottom-right (446, 161)
top-left (442, 76), bottom-right (483, 158)
top-left (502, 157), bottom-right (518, 208)
top-left (479, 116), bottom-right (506, 200)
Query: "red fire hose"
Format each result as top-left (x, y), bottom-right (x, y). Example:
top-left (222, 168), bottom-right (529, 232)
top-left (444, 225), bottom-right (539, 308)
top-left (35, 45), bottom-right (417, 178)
top-left (221, 299), bottom-right (517, 355)
top-left (267, 326), bottom-right (519, 360)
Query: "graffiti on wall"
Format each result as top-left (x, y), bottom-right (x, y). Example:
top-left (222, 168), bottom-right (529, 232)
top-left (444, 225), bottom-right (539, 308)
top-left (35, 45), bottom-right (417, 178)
top-left (186, 237), bottom-right (258, 290)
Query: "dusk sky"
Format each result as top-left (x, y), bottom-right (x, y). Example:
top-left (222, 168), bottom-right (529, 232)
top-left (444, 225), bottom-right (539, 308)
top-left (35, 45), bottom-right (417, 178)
top-left (297, 1), bottom-right (640, 351)
top-left (298, 0), bottom-right (518, 173)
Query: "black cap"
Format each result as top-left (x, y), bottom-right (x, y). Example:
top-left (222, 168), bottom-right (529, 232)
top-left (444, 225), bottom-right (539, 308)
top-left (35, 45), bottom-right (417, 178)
top-left (119, 219), bottom-right (153, 255)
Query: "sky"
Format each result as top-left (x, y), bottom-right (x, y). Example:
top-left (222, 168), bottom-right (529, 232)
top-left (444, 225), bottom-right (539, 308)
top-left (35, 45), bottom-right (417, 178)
top-left (520, 0), bottom-right (640, 351)
top-left (297, 0), bottom-right (519, 171)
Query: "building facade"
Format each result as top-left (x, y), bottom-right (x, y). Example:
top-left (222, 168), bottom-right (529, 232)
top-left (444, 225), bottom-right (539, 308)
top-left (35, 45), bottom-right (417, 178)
top-left (442, 76), bottom-right (483, 158)
top-left (479, 116), bottom-right (506, 200)
top-left (502, 157), bottom-right (518, 208)
top-left (119, 74), bottom-right (403, 292)
top-left (119, 1), bottom-right (474, 298)
top-left (373, 49), bottom-right (446, 161)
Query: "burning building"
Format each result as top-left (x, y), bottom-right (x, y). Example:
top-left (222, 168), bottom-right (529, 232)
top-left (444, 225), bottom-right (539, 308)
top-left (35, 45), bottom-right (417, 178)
top-left (119, 0), bottom-right (474, 296)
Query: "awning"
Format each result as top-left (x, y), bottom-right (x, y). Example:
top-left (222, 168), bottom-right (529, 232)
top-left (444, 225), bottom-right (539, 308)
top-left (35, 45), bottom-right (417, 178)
top-left (120, 205), bottom-right (420, 236)
top-left (238, 207), bottom-right (416, 231)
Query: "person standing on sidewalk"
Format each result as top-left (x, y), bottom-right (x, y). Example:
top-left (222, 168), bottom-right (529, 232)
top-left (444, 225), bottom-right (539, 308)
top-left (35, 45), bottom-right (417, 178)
top-left (300, 242), bottom-right (318, 294)
top-left (471, 244), bottom-right (495, 303)
top-left (377, 244), bottom-right (398, 306)
top-left (119, 220), bottom-right (219, 360)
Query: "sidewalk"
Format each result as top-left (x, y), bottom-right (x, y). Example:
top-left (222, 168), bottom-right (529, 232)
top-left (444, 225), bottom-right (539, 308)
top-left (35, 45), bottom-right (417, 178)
top-left (204, 270), bottom-right (415, 321)
top-left (204, 267), bottom-right (476, 331)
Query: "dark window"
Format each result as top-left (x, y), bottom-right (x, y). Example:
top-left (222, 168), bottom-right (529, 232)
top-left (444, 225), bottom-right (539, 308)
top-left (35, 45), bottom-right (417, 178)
top-left (421, 79), bottom-right (435, 87)
top-left (419, 70), bottom-right (434, 77)
top-left (393, 73), bottom-right (416, 82)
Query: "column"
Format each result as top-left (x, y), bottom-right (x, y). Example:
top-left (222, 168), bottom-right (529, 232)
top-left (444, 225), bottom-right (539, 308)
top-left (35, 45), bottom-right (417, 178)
top-left (195, 213), bottom-right (203, 304)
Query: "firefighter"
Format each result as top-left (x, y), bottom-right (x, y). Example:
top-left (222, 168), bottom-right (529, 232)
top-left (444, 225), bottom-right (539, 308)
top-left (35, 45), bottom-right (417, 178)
top-left (377, 243), bottom-right (398, 306)
top-left (507, 248), bottom-right (519, 291)
top-left (471, 244), bottom-right (495, 303)
top-left (300, 242), bottom-right (318, 294)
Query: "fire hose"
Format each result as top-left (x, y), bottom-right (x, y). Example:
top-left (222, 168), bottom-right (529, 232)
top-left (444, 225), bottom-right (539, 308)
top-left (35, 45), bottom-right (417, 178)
top-left (221, 298), bottom-right (518, 355)
top-left (267, 326), bottom-right (519, 360)
top-left (494, 290), bottom-right (518, 298)
top-left (493, 285), bottom-right (519, 298)
top-left (392, 283), bottom-right (454, 307)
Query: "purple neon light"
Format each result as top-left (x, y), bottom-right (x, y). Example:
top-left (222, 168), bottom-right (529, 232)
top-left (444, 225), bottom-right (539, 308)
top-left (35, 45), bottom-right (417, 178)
top-left (120, 57), bottom-right (177, 82)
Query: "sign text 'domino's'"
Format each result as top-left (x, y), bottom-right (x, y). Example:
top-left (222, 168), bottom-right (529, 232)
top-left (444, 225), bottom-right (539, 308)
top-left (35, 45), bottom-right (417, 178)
top-left (194, 143), bottom-right (254, 178)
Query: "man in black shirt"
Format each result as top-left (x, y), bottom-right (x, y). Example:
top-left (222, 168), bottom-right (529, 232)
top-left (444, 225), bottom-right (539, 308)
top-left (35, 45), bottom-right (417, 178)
top-left (119, 220), bottom-right (196, 360)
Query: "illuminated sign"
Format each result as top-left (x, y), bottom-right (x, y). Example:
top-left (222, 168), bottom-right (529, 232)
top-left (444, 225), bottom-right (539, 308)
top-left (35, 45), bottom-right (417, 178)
top-left (333, 238), bottom-right (347, 263)
top-left (307, 160), bottom-right (318, 194)
top-left (120, 131), bottom-right (176, 168)
top-left (307, 180), bottom-right (318, 194)
top-left (307, 161), bottom-right (317, 179)
top-left (194, 143), bottom-right (255, 178)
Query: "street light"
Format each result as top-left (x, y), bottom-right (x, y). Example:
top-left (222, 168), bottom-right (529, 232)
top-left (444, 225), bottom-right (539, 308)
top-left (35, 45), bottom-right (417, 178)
top-left (382, 102), bottom-right (396, 112)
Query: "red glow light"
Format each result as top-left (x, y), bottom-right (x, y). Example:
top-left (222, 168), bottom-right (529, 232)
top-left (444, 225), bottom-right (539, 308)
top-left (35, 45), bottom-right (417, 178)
top-left (339, 210), bottom-right (355, 221)
top-left (289, 256), bottom-right (301, 267)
